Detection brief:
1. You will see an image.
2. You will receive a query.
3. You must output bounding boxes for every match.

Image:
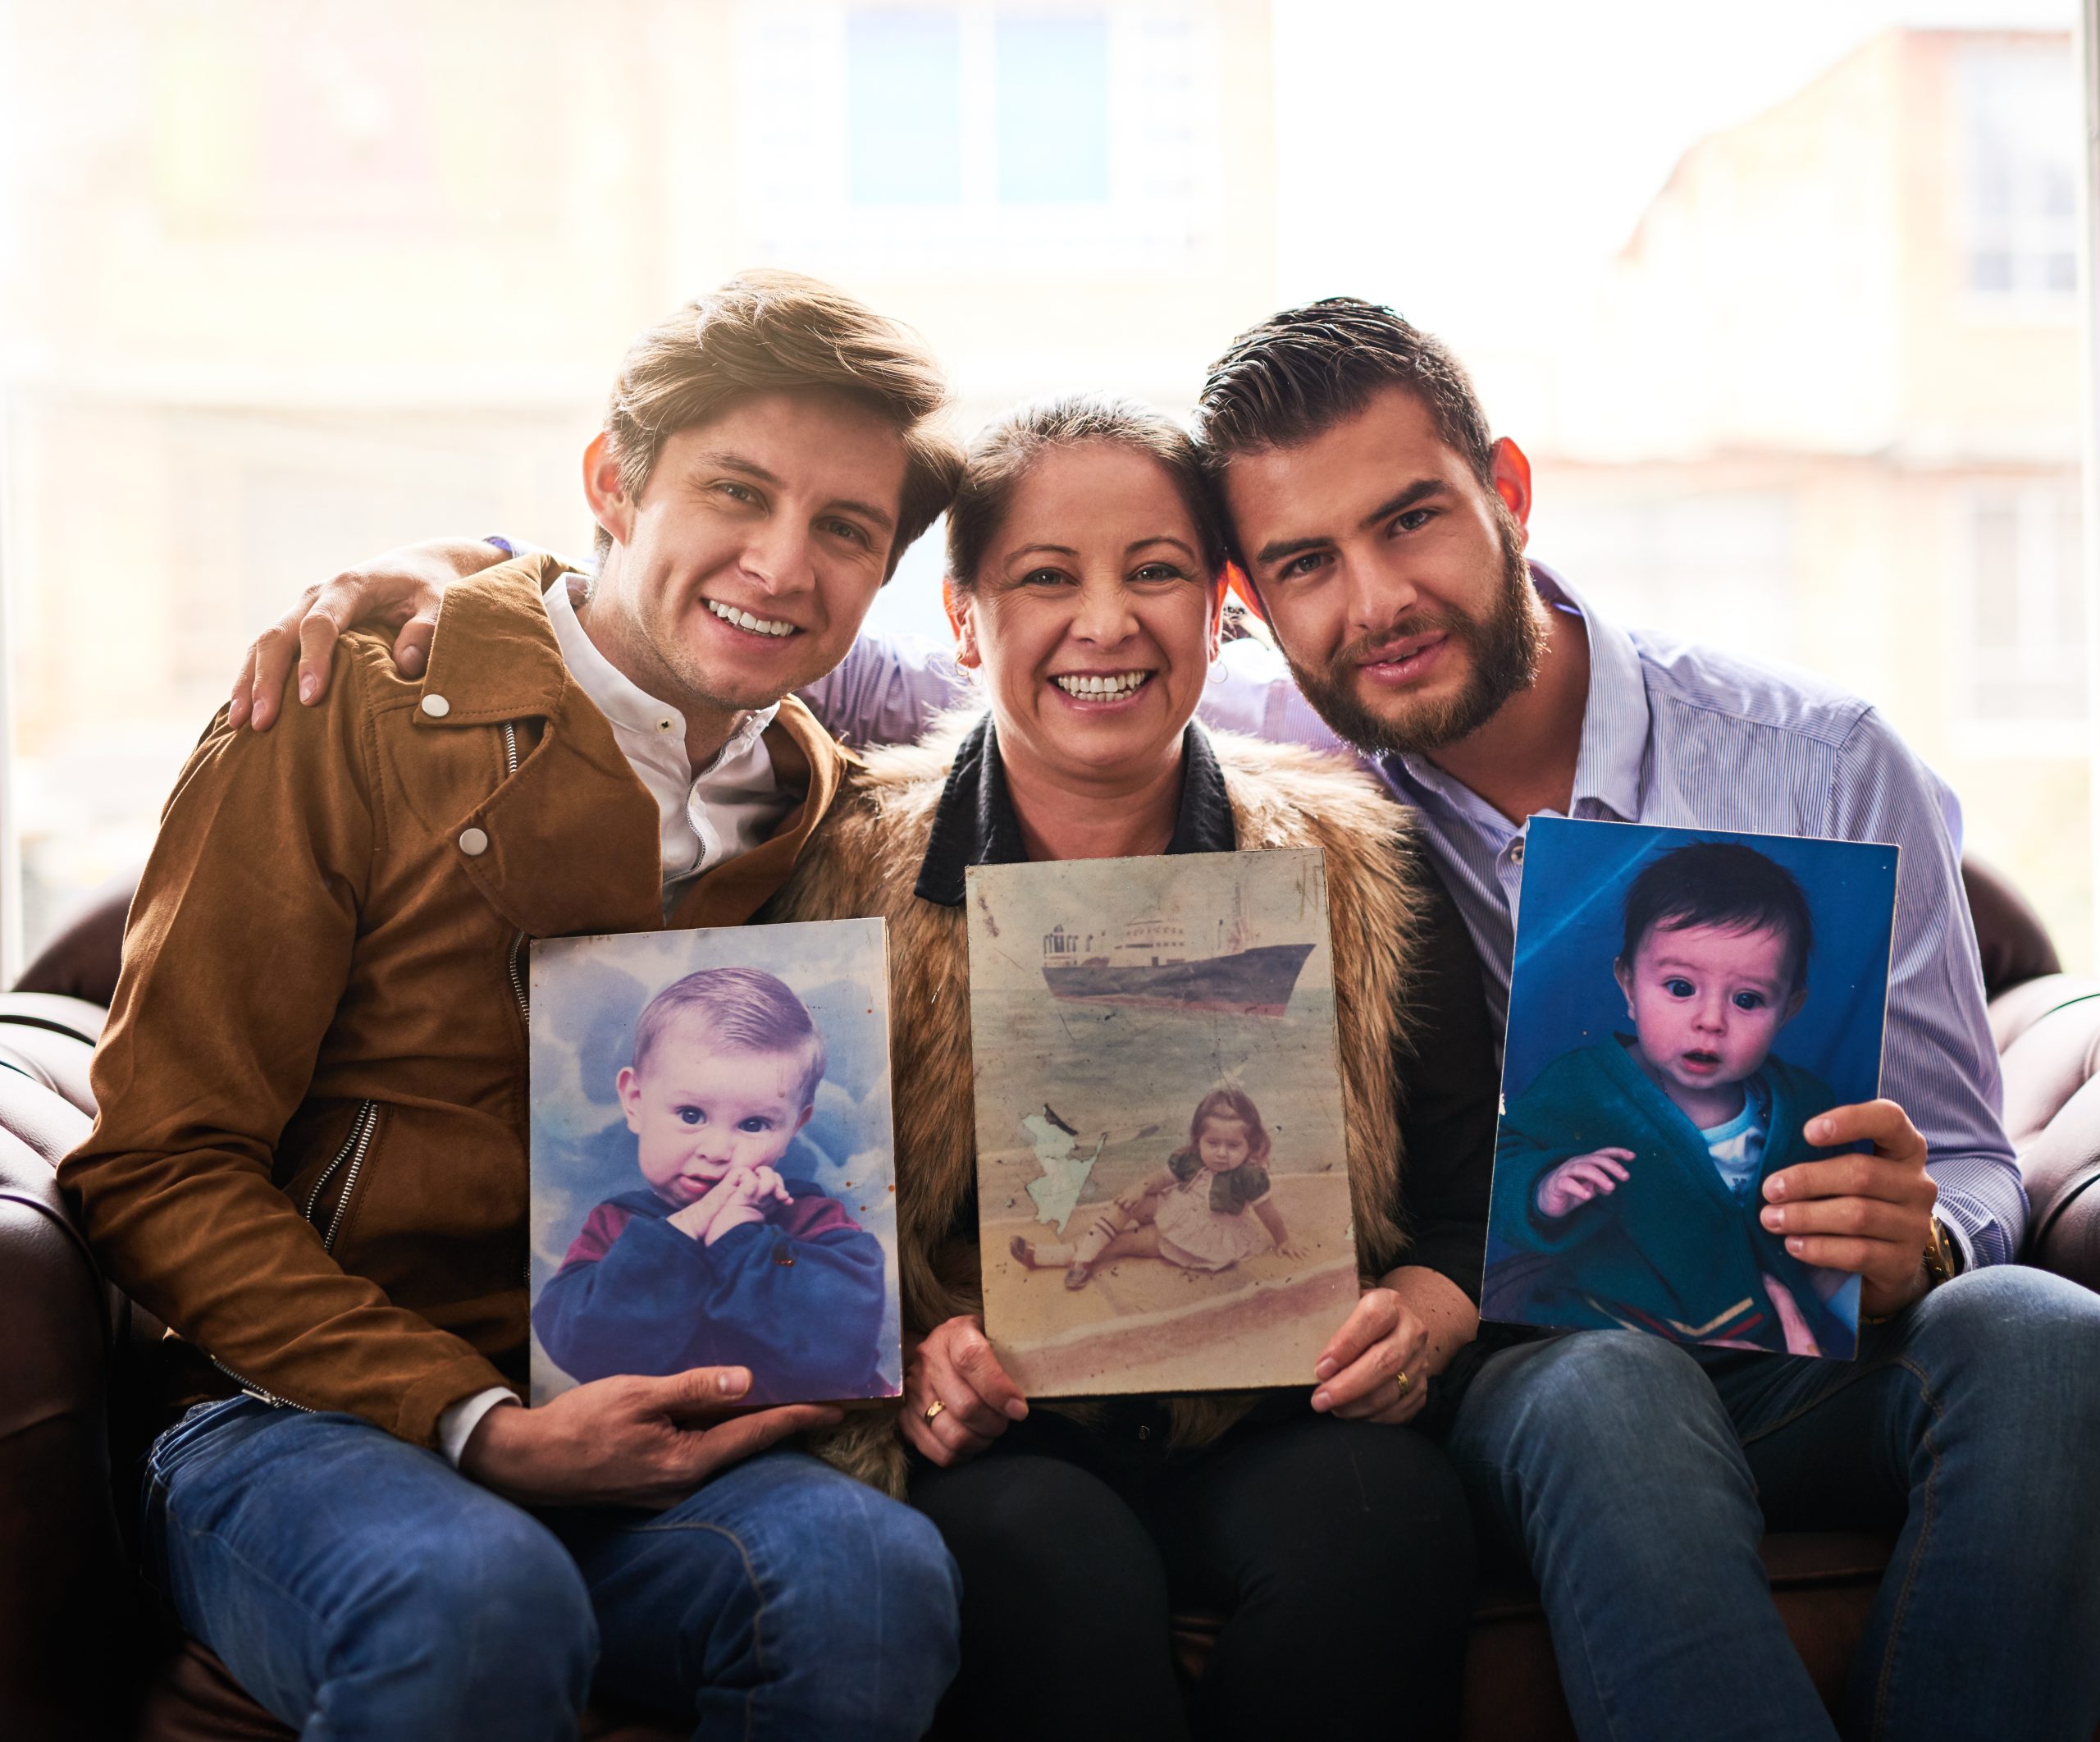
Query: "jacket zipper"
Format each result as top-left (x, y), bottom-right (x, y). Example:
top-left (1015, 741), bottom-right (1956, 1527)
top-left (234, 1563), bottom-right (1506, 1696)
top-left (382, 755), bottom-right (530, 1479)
top-left (217, 1109), bottom-right (377, 1403)
top-left (206, 1098), bottom-right (374, 1412)
top-left (303, 1098), bottom-right (379, 1237)
top-left (207, 1353), bottom-right (311, 1413)
top-left (205, 1092), bottom-right (381, 1413)
top-left (319, 1101), bottom-right (381, 1252)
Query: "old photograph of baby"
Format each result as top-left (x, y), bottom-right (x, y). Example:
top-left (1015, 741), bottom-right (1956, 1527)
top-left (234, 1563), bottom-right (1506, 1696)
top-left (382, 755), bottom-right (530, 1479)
top-left (1483, 818), bottom-right (1900, 1360)
top-left (527, 919), bottom-right (901, 1408)
top-left (966, 848), bottom-right (1359, 1396)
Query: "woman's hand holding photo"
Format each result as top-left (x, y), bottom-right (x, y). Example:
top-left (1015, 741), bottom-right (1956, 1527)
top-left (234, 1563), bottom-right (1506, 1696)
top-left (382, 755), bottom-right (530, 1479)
top-left (901, 1315), bottom-right (1030, 1468)
top-left (1308, 1287), bottom-right (1431, 1426)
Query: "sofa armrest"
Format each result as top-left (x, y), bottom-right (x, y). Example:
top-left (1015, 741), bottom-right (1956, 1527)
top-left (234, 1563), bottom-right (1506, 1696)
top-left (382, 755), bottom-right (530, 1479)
top-left (2017, 1072), bottom-right (2100, 1293)
top-left (0, 1103), bottom-right (146, 1738)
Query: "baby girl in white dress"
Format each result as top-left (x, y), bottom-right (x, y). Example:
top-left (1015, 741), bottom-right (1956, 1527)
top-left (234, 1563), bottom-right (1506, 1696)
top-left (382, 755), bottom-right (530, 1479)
top-left (1010, 1086), bottom-right (1305, 1289)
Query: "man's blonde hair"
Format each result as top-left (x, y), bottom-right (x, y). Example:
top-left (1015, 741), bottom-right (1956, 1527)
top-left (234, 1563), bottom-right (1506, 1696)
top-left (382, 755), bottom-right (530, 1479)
top-left (598, 270), bottom-right (961, 577)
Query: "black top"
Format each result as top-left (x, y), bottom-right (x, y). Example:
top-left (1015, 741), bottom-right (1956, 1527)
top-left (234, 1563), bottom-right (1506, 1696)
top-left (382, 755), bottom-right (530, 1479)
top-left (913, 715), bottom-right (1501, 1313)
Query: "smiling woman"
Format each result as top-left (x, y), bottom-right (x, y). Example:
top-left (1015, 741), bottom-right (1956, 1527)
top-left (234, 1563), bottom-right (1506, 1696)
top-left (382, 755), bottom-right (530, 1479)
top-left (760, 391), bottom-right (1506, 1741)
top-left (941, 399), bottom-right (1229, 863)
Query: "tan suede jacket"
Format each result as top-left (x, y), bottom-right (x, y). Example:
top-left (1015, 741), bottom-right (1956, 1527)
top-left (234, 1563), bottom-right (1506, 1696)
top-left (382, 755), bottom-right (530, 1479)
top-left (59, 554), bottom-right (851, 1447)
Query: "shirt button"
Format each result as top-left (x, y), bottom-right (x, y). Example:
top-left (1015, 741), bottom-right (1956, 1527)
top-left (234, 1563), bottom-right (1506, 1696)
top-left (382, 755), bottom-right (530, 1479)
top-left (458, 827), bottom-right (490, 857)
top-left (658, 718), bottom-right (675, 733)
top-left (420, 693), bottom-right (450, 719)
top-left (1509, 840), bottom-right (1526, 863)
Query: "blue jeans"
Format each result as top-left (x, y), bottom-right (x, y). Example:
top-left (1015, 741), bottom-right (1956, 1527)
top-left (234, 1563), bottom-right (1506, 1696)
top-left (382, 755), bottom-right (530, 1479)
top-left (1448, 1266), bottom-right (2100, 1742)
top-left (140, 1398), bottom-right (961, 1741)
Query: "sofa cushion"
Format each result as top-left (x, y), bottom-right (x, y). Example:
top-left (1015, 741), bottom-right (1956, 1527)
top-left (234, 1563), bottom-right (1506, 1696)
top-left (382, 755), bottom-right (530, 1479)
top-left (0, 1003), bottom-right (103, 1118)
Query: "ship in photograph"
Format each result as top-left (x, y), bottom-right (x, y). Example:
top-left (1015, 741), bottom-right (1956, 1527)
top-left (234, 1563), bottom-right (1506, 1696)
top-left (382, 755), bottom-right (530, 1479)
top-left (1040, 888), bottom-right (1315, 1017)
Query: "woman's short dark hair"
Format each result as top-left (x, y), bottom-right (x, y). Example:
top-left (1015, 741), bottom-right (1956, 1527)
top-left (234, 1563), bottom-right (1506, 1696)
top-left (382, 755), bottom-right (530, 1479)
top-left (1618, 842), bottom-right (1816, 992)
top-left (1195, 297), bottom-right (1498, 494)
top-left (943, 394), bottom-right (1230, 591)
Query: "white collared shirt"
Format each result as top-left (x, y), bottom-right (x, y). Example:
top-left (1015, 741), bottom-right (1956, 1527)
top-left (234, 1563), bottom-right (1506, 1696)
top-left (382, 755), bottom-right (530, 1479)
top-left (544, 572), bottom-right (797, 907)
top-left (436, 571), bottom-right (802, 1467)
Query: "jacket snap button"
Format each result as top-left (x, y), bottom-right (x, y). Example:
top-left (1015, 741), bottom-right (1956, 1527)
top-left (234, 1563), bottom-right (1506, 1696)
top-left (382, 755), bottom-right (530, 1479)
top-left (458, 827), bottom-right (490, 857)
top-left (420, 693), bottom-right (450, 718)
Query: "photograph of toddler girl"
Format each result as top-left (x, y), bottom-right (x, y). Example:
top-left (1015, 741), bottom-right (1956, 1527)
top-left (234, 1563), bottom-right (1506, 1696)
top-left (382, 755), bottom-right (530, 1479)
top-left (967, 848), bottom-right (1359, 1397)
top-left (1011, 1086), bottom-right (1307, 1287)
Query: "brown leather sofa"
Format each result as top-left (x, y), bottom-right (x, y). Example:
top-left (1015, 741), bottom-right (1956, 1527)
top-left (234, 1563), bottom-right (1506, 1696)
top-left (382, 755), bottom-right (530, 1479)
top-left (5, 860), bottom-right (2098, 1742)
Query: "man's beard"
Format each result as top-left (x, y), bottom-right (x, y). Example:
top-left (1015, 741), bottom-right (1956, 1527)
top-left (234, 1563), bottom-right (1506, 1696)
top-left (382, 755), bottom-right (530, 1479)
top-left (1284, 520), bottom-right (1543, 760)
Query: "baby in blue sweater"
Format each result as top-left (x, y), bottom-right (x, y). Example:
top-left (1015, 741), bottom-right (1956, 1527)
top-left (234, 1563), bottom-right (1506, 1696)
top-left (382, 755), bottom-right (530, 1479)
top-left (534, 967), bottom-right (888, 1404)
top-left (1491, 842), bottom-right (1852, 1355)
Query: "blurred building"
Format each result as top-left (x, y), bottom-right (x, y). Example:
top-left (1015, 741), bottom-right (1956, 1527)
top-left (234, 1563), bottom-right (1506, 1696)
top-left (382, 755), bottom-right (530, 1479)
top-left (1, 0), bottom-right (1281, 951)
top-left (2, 8), bottom-right (2090, 967)
top-left (1524, 27), bottom-right (2089, 960)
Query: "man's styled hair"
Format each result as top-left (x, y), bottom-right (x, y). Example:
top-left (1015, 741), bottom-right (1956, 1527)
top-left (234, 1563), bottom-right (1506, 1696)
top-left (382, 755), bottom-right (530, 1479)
top-left (1618, 843), bottom-right (1816, 993)
top-left (632, 967), bottom-right (829, 1109)
top-left (1195, 297), bottom-right (1497, 553)
top-left (598, 269), bottom-right (963, 576)
top-left (943, 393), bottom-right (1229, 590)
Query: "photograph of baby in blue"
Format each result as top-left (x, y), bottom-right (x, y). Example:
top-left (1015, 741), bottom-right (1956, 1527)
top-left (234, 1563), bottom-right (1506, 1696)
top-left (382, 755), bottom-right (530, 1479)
top-left (1483, 819), bottom-right (1899, 1360)
top-left (527, 920), bottom-right (902, 1408)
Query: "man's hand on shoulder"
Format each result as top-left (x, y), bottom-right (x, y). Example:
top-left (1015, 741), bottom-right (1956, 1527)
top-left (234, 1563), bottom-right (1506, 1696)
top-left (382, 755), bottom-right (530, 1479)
top-left (459, 1366), bottom-right (841, 1511)
top-left (229, 537), bottom-right (508, 733)
top-left (1761, 1099), bottom-right (1937, 1318)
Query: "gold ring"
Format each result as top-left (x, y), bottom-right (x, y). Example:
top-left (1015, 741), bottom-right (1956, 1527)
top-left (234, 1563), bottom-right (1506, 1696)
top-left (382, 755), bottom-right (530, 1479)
top-left (1395, 1369), bottom-right (1411, 1397)
top-left (923, 1399), bottom-right (946, 1424)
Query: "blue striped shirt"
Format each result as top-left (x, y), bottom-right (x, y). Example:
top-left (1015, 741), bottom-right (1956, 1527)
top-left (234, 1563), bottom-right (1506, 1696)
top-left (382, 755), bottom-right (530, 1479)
top-left (801, 564), bottom-right (2026, 1267)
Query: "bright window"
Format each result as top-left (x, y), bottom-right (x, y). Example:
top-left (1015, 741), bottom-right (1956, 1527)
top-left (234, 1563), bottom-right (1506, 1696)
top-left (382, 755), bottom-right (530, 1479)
top-left (1964, 484), bottom-right (2087, 731)
top-left (994, 16), bottom-right (1111, 203)
top-left (2, 2), bottom-right (2093, 975)
top-left (1961, 41), bottom-right (2081, 299)
top-left (847, 11), bottom-right (963, 204)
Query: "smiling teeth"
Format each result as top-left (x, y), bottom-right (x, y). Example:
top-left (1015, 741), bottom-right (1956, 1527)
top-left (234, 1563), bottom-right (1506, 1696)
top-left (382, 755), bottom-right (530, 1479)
top-left (707, 599), bottom-right (795, 638)
top-left (1054, 672), bottom-right (1148, 697)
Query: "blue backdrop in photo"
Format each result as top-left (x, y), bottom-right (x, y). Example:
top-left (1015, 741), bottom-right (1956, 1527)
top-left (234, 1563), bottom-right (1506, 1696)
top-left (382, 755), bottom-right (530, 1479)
top-left (1500, 817), bottom-right (1899, 1108)
top-left (527, 920), bottom-right (902, 1396)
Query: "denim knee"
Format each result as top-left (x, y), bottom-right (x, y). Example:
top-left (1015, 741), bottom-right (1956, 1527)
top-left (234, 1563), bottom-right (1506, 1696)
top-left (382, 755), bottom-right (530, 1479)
top-left (1459, 1333), bottom-right (1753, 1535)
top-left (1496, 1333), bottom-right (1728, 1460)
top-left (349, 1504), bottom-right (598, 1711)
top-left (846, 1498), bottom-right (962, 1660)
top-left (762, 1491), bottom-right (961, 1729)
top-left (1897, 1265), bottom-right (2100, 1434)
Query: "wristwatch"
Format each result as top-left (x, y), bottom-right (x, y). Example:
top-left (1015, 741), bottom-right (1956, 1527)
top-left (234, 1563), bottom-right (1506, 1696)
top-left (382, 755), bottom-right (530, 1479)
top-left (1863, 1216), bottom-right (1963, 1325)
top-left (1922, 1215), bottom-right (1964, 1290)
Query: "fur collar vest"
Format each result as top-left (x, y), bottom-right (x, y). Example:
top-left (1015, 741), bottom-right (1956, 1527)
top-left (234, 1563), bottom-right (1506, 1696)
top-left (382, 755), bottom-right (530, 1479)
top-left (765, 715), bottom-right (1431, 1491)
